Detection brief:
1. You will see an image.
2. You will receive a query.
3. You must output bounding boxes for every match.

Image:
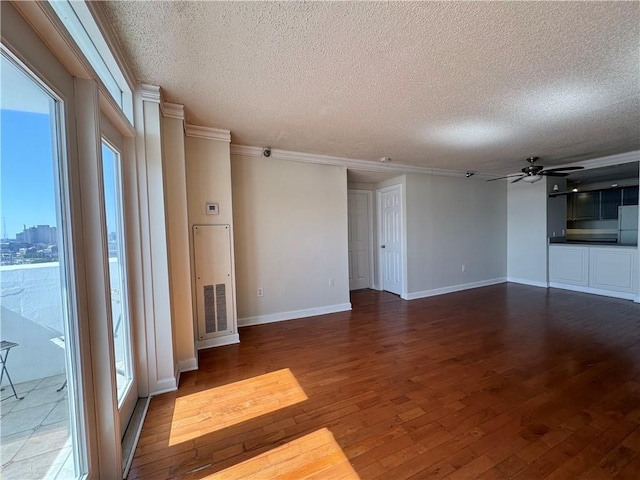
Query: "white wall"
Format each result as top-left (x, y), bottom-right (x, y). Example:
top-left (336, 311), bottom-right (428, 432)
top-left (404, 174), bottom-right (507, 298)
top-left (0, 264), bottom-right (66, 383)
top-left (0, 260), bottom-right (125, 384)
top-left (161, 114), bottom-right (196, 371)
top-left (231, 154), bottom-right (351, 325)
top-left (507, 178), bottom-right (549, 287)
top-left (185, 133), bottom-right (239, 345)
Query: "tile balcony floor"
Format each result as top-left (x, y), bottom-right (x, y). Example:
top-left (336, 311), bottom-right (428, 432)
top-left (1, 374), bottom-right (74, 479)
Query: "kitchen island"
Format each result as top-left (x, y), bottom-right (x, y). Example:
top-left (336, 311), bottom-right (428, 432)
top-left (549, 243), bottom-right (638, 300)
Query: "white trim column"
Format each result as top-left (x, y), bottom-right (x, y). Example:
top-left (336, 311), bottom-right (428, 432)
top-left (134, 84), bottom-right (177, 395)
top-left (161, 102), bottom-right (197, 372)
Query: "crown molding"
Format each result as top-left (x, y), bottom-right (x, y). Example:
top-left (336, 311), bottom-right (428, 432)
top-left (229, 145), bottom-right (479, 179)
top-left (559, 150), bottom-right (639, 170)
top-left (139, 84), bottom-right (161, 104)
top-left (160, 102), bottom-right (184, 121)
top-left (185, 124), bottom-right (231, 142)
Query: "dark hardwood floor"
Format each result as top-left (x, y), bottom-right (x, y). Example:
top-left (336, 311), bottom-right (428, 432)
top-left (128, 284), bottom-right (640, 479)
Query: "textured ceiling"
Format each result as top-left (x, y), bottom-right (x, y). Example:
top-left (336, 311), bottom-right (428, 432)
top-left (100, 1), bottom-right (639, 174)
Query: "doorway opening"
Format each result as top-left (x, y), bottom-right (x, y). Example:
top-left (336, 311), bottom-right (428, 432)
top-left (346, 170), bottom-right (405, 302)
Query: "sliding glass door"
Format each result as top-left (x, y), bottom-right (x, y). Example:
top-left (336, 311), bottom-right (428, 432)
top-left (1, 48), bottom-right (87, 479)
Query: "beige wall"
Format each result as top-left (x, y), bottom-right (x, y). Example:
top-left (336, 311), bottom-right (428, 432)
top-left (405, 174), bottom-right (507, 295)
top-left (161, 115), bottom-right (196, 370)
top-left (185, 135), bottom-right (238, 340)
top-left (186, 138), bottom-right (234, 226)
top-left (231, 154), bottom-right (350, 323)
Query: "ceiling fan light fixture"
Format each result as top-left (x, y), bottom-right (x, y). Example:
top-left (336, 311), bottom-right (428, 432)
top-left (522, 175), bottom-right (542, 183)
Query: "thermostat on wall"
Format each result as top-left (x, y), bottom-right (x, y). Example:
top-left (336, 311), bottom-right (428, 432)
top-left (205, 202), bottom-right (219, 215)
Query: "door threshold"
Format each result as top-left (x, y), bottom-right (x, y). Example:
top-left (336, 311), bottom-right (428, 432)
top-left (122, 396), bottom-right (150, 479)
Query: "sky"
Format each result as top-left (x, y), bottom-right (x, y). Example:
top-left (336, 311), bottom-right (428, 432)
top-left (1, 109), bottom-right (58, 239)
top-left (2, 54), bottom-right (118, 241)
top-left (1, 108), bottom-right (119, 240)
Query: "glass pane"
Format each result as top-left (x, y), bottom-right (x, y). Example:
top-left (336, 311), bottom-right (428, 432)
top-left (101, 141), bottom-right (132, 405)
top-left (1, 53), bottom-right (85, 478)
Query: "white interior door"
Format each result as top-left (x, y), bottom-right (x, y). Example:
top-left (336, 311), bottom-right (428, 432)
top-left (379, 186), bottom-right (403, 295)
top-left (348, 191), bottom-right (371, 290)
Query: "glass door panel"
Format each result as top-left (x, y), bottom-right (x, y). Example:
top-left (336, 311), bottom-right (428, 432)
top-left (1, 51), bottom-right (86, 479)
top-left (100, 134), bottom-right (136, 436)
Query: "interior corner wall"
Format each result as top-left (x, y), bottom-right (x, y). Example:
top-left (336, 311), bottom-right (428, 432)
top-left (231, 155), bottom-right (351, 325)
top-left (404, 174), bottom-right (507, 297)
top-left (161, 116), bottom-right (196, 371)
top-left (184, 135), bottom-right (238, 341)
top-left (507, 178), bottom-right (549, 286)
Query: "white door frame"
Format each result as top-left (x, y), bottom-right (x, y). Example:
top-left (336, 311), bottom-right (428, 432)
top-left (376, 183), bottom-right (406, 297)
top-left (347, 189), bottom-right (375, 290)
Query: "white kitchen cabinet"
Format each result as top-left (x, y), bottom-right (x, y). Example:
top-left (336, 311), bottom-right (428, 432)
top-left (549, 246), bottom-right (589, 286)
top-left (549, 244), bottom-right (638, 300)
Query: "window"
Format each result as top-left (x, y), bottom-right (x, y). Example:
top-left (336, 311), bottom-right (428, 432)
top-left (48, 0), bottom-right (133, 123)
top-left (101, 140), bottom-right (134, 406)
top-left (1, 48), bottom-right (86, 480)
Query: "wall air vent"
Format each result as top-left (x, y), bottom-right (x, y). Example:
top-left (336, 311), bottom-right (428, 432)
top-left (203, 283), bottom-right (228, 334)
top-left (194, 225), bottom-right (234, 340)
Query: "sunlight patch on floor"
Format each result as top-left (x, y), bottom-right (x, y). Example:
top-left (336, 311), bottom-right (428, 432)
top-left (169, 368), bottom-right (308, 446)
top-left (202, 428), bottom-right (360, 479)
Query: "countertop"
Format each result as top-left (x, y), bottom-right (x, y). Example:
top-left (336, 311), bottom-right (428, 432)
top-left (549, 239), bottom-right (638, 247)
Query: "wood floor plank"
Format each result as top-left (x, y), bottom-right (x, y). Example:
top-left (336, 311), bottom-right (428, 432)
top-left (128, 285), bottom-right (640, 479)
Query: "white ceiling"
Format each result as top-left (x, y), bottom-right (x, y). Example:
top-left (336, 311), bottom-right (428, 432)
top-left (100, 1), bottom-right (639, 175)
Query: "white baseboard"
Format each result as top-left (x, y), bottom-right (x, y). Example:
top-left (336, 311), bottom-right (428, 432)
top-left (178, 357), bottom-right (198, 373)
top-left (507, 277), bottom-right (549, 288)
top-left (549, 282), bottom-right (637, 301)
top-left (238, 303), bottom-right (352, 327)
top-left (404, 277), bottom-right (507, 300)
top-left (197, 333), bottom-right (240, 351)
top-left (150, 376), bottom-right (178, 396)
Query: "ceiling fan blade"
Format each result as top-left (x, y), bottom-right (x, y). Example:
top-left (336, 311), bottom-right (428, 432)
top-left (542, 171), bottom-right (569, 177)
top-left (511, 176), bottom-right (526, 183)
top-left (486, 174), bottom-right (523, 182)
top-left (542, 166), bottom-right (584, 173)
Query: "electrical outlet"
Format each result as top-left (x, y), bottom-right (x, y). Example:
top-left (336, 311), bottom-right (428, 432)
top-left (257, 288), bottom-right (264, 297)
top-left (461, 264), bottom-right (466, 272)
top-left (329, 278), bottom-right (335, 287)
